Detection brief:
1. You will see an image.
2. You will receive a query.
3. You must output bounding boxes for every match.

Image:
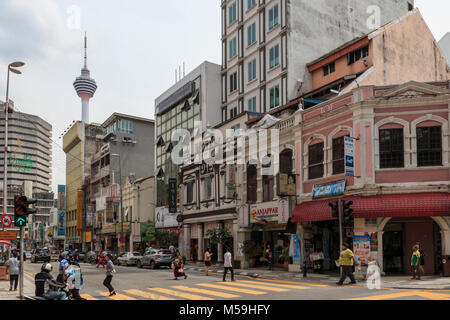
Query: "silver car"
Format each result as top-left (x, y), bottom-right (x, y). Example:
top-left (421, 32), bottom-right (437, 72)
top-left (136, 249), bottom-right (174, 269)
top-left (117, 252), bottom-right (143, 266)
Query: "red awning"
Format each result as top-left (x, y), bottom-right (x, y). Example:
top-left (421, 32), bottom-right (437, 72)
top-left (292, 192), bottom-right (450, 223)
top-left (0, 240), bottom-right (12, 245)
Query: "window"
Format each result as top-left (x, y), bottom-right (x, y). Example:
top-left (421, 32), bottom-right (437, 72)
top-left (348, 45), bottom-right (369, 65)
top-left (247, 165), bottom-right (257, 203)
top-left (247, 23), bottom-right (256, 46)
top-left (269, 4), bottom-right (279, 30)
top-left (308, 142), bottom-right (324, 179)
top-left (248, 97), bottom-right (257, 113)
top-left (417, 126), bottom-right (442, 167)
top-left (230, 72), bottom-right (238, 92)
top-left (186, 181), bottom-right (194, 204)
top-left (204, 176), bottom-right (212, 200)
top-left (229, 37), bottom-right (237, 59)
top-left (248, 59), bottom-right (257, 82)
top-left (323, 62), bottom-right (335, 76)
top-left (269, 45), bottom-right (279, 69)
top-left (280, 149), bottom-right (293, 174)
top-left (379, 129), bottom-right (404, 168)
top-left (231, 124), bottom-right (240, 138)
top-left (230, 107), bottom-right (238, 119)
top-left (248, 0), bottom-right (256, 9)
top-left (332, 136), bottom-right (347, 174)
top-left (269, 85), bottom-right (280, 109)
top-left (229, 2), bottom-right (237, 25)
top-left (262, 175), bottom-right (274, 202)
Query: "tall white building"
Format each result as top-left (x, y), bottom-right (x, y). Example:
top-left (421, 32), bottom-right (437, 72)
top-left (220, 0), bottom-right (414, 121)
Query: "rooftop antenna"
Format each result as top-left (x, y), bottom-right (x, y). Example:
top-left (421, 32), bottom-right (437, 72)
top-left (84, 32), bottom-right (88, 69)
top-left (179, 65), bottom-right (181, 81)
top-left (175, 68), bottom-right (177, 83)
top-left (183, 62), bottom-right (185, 77)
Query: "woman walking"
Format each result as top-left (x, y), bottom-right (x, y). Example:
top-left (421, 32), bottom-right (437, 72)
top-left (204, 248), bottom-right (212, 276)
top-left (266, 244), bottom-right (273, 271)
top-left (103, 254), bottom-right (116, 296)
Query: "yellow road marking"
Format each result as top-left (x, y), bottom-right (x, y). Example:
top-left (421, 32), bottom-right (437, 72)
top-left (24, 271), bottom-right (35, 277)
top-left (346, 291), bottom-right (422, 300)
top-left (171, 285), bottom-right (239, 299)
top-left (237, 280), bottom-right (310, 290)
top-left (251, 278), bottom-right (329, 287)
top-left (80, 294), bottom-right (97, 300)
top-left (414, 292), bottom-right (450, 300)
top-left (197, 283), bottom-right (267, 295)
top-left (123, 289), bottom-right (175, 300)
top-left (100, 292), bottom-right (137, 300)
top-left (147, 288), bottom-right (214, 300)
top-left (220, 281), bottom-right (289, 292)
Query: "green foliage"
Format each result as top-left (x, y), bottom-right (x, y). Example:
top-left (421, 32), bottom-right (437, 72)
top-left (243, 240), bottom-right (257, 258)
top-left (154, 230), bottom-right (179, 246)
top-left (205, 227), bottom-right (232, 250)
top-left (279, 247), bottom-right (290, 263)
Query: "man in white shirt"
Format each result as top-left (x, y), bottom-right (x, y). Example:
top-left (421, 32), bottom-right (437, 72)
top-left (223, 248), bottom-right (235, 282)
top-left (6, 252), bottom-right (20, 291)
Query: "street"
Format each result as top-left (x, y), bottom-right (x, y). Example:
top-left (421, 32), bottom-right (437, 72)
top-left (23, 261), bottom-right (450, 300)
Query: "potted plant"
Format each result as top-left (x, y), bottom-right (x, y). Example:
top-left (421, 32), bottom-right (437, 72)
top-left (279, 247), bottom-right (290, 271)
top-left (243, 241), bottom-right (257, 268)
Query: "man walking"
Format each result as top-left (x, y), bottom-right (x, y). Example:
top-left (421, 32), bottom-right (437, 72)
top-left (204, 248), bottom-right (212, 276)
top-left (411, 245), bottom-right (421, 280)
top-left (6, 252), bottom-right (20, 291)
top-left (223, 248), bottom-right (235, 282)
top-left (336, 243), bottom-right (357, 286)
top-left (103, 254), bottom-right (116, 296)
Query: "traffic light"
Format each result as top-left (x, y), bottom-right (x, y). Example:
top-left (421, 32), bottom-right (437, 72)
top-left (342, 200), bottom-right (353, 224)
top-left (328, 201), bottom-right (339, 218)
top-left (14, 195), bottom-right (37, 227)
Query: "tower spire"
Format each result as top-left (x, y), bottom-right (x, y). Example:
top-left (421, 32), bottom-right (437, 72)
top-left (84, 31), bottom-right (87, 69)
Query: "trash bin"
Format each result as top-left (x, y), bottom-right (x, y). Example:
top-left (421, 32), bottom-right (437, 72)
top-left (442, 256), bottom-right (450, 277)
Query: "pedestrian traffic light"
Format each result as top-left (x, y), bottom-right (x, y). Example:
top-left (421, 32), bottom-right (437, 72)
top-left (328, 201), bottom-right (339, 218)
top-left (342, 200), bottom-right (353, 224)
top-left (14, 195), bottom-right (37, 227)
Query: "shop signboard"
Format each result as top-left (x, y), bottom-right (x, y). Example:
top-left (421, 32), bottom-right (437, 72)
top-left (86, 205), bottom-right (94, 227)
top-left (226, 165), bottom-right (236, 199)
top-left (0, 231), bottom-right (17, 240)
top-left (277, 198), bottom-right (289, 224)
top-left (57, 185), bottom-right (65, 210)
top-left (76, 190), bottom-right (83, 231)
top-left (311, 180), bottom-right (346, 199)
top-left (250, 201), bottom-right (279, 223)
top-left (344, 136), bottom-right (355, 176)
top-left (277, 173), bottom-right (296, 196)
top-left (101, 223), bottom-right (116, 234)
top-left (84, 232), bottom-right (92, 243)
top-left (155, 206), bottom-right (179, 228)
top-left (353, 235), bottom-right (370, 266)
top-left (96, 196), bottom-right (106, 211)
top-left (168, 179), bottom-right (177, 213)
top-left (133, 235), bottom-right (141, 242)
top-left (238, 205), bottom-right (249, 228)
top-left (57, 210), bottom-right (65, 236)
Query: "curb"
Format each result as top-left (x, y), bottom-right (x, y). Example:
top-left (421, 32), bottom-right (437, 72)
top-left (184, 267), bottom-right (260, 278)
top-left (390, 286), bottom-right (450, 290)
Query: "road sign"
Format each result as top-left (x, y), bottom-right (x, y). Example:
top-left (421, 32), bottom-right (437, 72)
top-left (119, 236), bottom-right (126, 243)
top-left (344, 136), bottom-right (355, 176)
top-left (1, 214), bottom-right (12, 228)
top-left (0, 231), bottom-right (17, 240)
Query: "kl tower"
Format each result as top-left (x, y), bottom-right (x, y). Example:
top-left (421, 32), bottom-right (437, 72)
top-left (73, 33), bottom-right (97, 124)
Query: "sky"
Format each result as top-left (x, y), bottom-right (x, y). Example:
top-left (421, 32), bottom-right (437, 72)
top-left (0, 0), bottom-right (448, 195)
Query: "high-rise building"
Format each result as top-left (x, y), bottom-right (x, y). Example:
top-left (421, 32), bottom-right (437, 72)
top-left (220, 0), bottom-right (414, 122)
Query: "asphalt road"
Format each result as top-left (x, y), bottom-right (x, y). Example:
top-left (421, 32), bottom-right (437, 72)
top-left (23, 261), bottom-right (450, 300)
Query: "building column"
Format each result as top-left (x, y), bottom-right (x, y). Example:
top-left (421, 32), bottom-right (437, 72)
top-left (322, 229), bottom-right (331, 270)
top-left (233, 220), bottom-right (238, 263)
top-left (377, 231), bottom-right (385, 275)
top-left (183, 224), bottom-right (191, 262)
top-left (198, 223), bottom-right (204, 262)
top-left (441, 230), bottom-right (450, 256)
top-left (217, 242), bottom-right (223, 264)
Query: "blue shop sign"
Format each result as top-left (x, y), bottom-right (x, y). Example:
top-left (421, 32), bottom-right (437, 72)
top-left (311, 180), bottom-right (346, 199)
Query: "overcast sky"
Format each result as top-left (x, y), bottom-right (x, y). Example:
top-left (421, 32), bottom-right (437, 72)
top-left (0, 0), bottom-right (448, 194)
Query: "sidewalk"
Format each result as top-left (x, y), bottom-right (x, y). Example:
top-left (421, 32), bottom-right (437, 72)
top-left (184, 262), bottom-right (450, 290)
top-left (0, 273), bottom-right (35, 300)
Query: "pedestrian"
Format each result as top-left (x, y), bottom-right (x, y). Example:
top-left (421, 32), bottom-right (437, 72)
top-left (411, 245), bottom-right (421, 280)
top-left (223, 248), bottom-right (235, 282)
top-left (416, 242), bottom-right (425, 277)
top-left (57, 254), bottom-right (69, 283)
top-left (172, 256), bottom-right (187, 280)
top-left (169, 244), bottom-right (176, 256)
top-left (6, 252), bottom-right (20, 291)
top-left (336, 243), bottom-right (357, 286)
top-left (97, 251), bottom-right (105, 268)
top-left (204, 248), bottom-right (212, 276)
top-left (266, 244), bottom-right (273, 271)
top-left (103, 253), bottom-right (116, 296)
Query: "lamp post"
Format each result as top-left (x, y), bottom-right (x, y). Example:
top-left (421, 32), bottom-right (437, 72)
top-left (111, 153), bottom-right (124, 253)
top-left (2, 62), bottom-right (25, 227)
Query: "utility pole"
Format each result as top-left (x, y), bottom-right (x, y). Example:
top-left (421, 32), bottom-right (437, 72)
top-left (19, 226), bottom-right (24, 299)
top-left (338, 199), bottom-right (343, 276)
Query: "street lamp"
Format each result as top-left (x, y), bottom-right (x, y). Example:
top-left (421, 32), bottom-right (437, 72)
top-left (3, 61), bottom-right (25, 226)
top-left (111, 153), bottom-right (124, 254)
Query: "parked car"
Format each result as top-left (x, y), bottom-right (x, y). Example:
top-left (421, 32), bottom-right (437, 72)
top-left (103, 251), bottom-right (119, 264)
top-left (85, 251), bottom-right (98, 263)
top-left (25, 251), bottom-right (32, 260)
top-left (136, 249), bottom-right (174, 269)
top-left (31, 249), bottom-right (50, 263)
top-left (117, 252), bottom-right (143, 266)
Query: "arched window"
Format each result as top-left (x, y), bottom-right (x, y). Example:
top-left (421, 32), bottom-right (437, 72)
top-left (308, 142), bottom-right (324, 179)
top-left (247, 164), bottom-right (257, 203)
top-left (280, 149), bottom-right (293, 174)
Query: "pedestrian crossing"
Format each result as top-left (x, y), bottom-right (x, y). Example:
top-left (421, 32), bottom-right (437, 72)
top-left (89, 279), bottom-right (317, 300)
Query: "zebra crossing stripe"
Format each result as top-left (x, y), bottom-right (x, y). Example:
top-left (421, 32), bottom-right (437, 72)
top-left (147, 287), bottom-right (214, 300)
top-left (237, 280), bottom-right (311, 290)
top-left (123, 289), bottom-right (175, 300)
top-left (197, 283), bottom-right (267, 295)
top-left (171, 285), bottom-right (240, 299)
top-left (100, 292), bottom-right (137, 300)
top-left (220, 281), bottom-right (289, 292)
top-left (80, 294), bottom-right (97, 300)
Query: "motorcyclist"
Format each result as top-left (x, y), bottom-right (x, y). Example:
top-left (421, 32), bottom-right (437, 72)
top-left (57, 253), bottom-right (69, 283)
top-left (34, 263), bottom-right (67, 300)
top-left (66, 254), bottom-right (86, 300)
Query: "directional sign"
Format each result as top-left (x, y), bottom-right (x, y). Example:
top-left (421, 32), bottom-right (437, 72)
top-left (1, 214), bottom-right (12, 228)
top-left (15, 216), bottom-right (27, 227)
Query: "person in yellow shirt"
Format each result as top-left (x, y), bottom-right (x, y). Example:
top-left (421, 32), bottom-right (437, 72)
top-left (336, 243), bottom-right (357, 286)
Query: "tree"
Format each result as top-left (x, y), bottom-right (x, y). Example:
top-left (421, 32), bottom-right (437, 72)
top-left (205, 227), bottom-right (232, 251)
top-left (154, 230), bottom-right (179, 246)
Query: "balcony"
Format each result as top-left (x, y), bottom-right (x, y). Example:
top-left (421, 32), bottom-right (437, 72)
top-left (276, 117), bottom-right (295, 132)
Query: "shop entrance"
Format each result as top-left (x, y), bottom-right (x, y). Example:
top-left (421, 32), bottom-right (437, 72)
top-left (251, 229), bottom-right (290, 268)
top-left (383, 217), bottom-right (442, 275)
